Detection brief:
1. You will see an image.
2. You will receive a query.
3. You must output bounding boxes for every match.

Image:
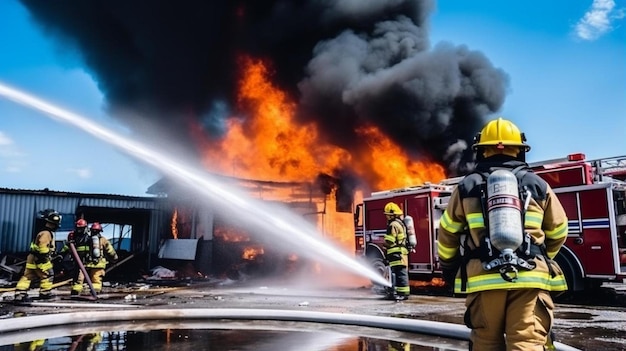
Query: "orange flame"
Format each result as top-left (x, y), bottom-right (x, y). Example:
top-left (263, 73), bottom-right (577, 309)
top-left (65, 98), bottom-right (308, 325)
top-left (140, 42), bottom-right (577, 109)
top-left (354, 125), bottom-right (445, 190)
top-left (198, 56), bottom-right (349, 182)
top-left (170, 208), bottom-right (178, 239)
top-left (191, 55), bottom-right (447, 254)
top-left (194, 55), bottom-right (445, 189)
top-left (242, 246), bottom-right (265, 260)
top-left (410, 277), bottom-right (446, 288)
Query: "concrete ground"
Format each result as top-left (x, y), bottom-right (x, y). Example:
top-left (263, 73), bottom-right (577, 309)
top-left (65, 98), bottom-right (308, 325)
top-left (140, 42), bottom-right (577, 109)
top-left (2, 275), bottom-right (626, 350)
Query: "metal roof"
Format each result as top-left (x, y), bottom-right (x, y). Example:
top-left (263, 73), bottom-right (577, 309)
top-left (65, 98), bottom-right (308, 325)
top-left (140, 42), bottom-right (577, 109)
top-left (0, 187), bottom-right (169, 254)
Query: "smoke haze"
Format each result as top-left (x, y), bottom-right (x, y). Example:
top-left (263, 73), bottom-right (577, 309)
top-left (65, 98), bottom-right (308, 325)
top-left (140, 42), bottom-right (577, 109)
top-left (19, 0), bottom-right (508, 176)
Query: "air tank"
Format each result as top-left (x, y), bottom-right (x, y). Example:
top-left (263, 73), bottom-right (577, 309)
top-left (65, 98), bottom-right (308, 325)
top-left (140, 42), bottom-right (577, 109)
top-left (91, 235), bottom-right (101, 259)
top-left (486, 169), bottom-right (523, 253)
top-left (403, 215), bottom-right (417, 248)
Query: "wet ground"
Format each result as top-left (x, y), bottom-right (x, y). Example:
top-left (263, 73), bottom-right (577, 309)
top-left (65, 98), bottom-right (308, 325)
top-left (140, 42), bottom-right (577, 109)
top-left (1, 276), bottom-right (626, 350)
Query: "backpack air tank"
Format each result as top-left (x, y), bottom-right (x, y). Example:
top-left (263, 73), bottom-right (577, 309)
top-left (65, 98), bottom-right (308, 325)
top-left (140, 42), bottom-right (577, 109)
top-left (486, 169), bottom-right (523, 255)
top-left (91, 235), bottom-right (101, 259)
top-left (403, 215), bottom-right (417, 249)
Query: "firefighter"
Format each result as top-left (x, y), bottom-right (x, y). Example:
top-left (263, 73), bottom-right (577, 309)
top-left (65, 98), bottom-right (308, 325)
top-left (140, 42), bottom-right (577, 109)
top-left (14, 209), bottom-right (62, 302)
top-left (59, 218), bottom-right (90, 295)
top-left (67, 222), bottom-right (118, 297)
top-left (437, 117), bottom-right (568, 350)
top-left (383, 202), bottom-right (410, 301)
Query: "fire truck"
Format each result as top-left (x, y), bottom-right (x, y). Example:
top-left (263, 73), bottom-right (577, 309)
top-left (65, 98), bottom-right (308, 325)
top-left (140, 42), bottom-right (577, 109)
top-left (354, 153), bottom-right (626, 293)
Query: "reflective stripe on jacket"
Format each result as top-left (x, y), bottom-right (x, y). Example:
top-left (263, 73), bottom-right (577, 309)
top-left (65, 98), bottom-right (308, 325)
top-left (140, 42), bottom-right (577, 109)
top-left (61, 234), bottom-right (118, 269)
top-left (27, 229), bottom-right (55, 270)
top-left (385, 218), bottom-right (408, 256)
top-left (437, 160), bottom-right (568, 294)
top-left (85, 236), bottom-right (118, 269)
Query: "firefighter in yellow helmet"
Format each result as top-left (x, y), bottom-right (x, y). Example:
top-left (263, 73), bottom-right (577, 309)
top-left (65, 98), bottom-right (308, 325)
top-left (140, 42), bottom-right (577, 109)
top-left (437, 117), bottom-right (568, 350)
top-left (14, 209), bottom-right (62, 303)
top-left (383, 202), bottom-right (410, 301)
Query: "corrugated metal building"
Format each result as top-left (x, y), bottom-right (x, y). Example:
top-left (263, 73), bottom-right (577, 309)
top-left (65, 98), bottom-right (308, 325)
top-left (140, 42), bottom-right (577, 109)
top-left (0, 187), bottom-right (171, 270)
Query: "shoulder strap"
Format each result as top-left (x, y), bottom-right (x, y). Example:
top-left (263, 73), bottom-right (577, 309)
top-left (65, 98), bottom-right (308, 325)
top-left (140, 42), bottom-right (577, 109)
top-left (510, 164), bottom-right (529, 181)
top-left (394, 217), bottom-right (406, 230)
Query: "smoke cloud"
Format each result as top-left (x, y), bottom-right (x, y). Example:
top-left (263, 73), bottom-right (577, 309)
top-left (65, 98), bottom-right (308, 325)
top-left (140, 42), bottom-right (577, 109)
top-left (20, 0), bottom-right (508, 176)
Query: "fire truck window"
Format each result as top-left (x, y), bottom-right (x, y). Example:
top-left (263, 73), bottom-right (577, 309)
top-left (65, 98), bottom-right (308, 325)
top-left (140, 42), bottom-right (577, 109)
top-left (614, 190), bottom-right (626, 215)
top-left (354, 204), bottom-right (363, 227)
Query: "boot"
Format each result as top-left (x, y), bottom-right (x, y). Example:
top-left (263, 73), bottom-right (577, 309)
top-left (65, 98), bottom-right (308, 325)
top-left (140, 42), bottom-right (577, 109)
top-left (395, 294), bottom-right (409, 301)
top-left (14, 293), bottom-right (32, 303)
top-left (70, 290), bottom-right (80, 299)
top-left (39, 292), bottom-right (56, 301)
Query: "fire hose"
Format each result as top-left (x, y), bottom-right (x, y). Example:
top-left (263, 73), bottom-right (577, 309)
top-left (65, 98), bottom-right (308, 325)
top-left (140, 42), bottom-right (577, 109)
top-left (0, 308), bottom-right (581, 351)
top-left (68, 242), bottom-right (98, 300)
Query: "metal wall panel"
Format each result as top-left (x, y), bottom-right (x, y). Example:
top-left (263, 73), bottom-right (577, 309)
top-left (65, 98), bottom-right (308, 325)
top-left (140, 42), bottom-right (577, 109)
top-left (0, 189), bottom-right (170, 255)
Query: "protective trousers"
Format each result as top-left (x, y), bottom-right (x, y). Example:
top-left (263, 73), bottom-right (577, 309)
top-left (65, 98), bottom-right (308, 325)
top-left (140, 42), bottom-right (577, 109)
top-left (72, 268), bottom-right (105, 294)
top-left (16, 267), bottom-right (53, 296)
top-left (16, 262), bottom-right (54, 298)
top-left (389, 253), bottom-right (410, 296)
top-left (465, 289), bottom-right (554, 351)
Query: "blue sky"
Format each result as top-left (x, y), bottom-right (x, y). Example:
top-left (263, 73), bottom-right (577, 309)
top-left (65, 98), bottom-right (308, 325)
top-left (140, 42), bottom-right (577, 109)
top-left (0, 0), bottom-right (624, 197)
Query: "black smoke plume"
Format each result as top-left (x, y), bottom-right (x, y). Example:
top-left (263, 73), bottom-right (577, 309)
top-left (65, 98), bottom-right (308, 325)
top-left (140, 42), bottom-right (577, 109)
top-left (19, 0), bottom-right (508, 176)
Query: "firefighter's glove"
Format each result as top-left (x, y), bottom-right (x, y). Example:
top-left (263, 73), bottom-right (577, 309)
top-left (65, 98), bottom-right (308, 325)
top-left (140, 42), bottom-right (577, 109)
top-left (440, 258), bottom-right (460, 287)
top-left (67, 232), bottom-right (75, 243)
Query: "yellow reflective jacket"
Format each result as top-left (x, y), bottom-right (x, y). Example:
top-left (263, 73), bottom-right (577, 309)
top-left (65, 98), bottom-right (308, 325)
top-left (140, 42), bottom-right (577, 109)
top-left (25, 229), bottom-right (55, 271)
top-left (61, 234), bottom-right (118, 269)
top-left (385, 218), bottom-right (408, 255)
top-left (437, 160), bottom-right (568, 294)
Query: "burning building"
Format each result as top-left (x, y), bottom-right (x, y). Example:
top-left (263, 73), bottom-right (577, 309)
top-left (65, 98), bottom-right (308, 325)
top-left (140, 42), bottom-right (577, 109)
top-left (17, 0), bottom-right (510, 279)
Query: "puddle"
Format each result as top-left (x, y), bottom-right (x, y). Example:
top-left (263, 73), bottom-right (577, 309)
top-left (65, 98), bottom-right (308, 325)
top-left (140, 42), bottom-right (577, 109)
top-left (559, 327), bottom-right (626, 350)
top-left (0, 320), bottom-right (469, 351)
top-left (556, 311), bottom-right (594, 320)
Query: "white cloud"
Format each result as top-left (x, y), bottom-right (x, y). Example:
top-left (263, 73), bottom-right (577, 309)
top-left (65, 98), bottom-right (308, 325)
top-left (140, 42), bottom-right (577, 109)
top-left (0, 131), bottom-right (13, 146)
top-left (67, 168), bottom-right (93, 179)
top-left (574, 0), bottom-right (625, 40)
top-left (5, 165), bottom-right (22, 173)
top-left (0, 131), bottom-right (25, 158)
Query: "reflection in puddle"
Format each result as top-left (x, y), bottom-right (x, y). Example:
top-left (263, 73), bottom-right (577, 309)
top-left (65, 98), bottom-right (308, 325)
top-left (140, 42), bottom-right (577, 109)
top-left (557, 311), bottom-right (594, 320)
top-left (2, 321), bottom-right (468, 351)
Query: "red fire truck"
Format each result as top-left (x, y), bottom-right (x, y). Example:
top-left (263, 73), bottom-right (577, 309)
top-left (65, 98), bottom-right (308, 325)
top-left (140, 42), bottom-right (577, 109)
top-left (354, 153), bottom-right (626, 293)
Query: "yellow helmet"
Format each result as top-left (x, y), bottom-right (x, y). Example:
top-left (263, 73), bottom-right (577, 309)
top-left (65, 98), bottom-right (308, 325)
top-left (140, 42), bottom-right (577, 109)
top-left (472, 117), bottom-right (530, 152)
top-left (383, 202), bottom-right (403, 216)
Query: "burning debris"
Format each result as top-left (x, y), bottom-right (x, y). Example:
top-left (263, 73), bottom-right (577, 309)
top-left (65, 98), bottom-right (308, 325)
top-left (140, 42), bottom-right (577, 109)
top-left (19, 0), bottom-right (508, 190)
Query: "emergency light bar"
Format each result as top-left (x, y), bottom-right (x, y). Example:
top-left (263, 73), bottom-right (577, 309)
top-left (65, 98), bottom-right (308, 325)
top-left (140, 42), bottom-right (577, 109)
top-left (567, 153), bottom-right (586, 162)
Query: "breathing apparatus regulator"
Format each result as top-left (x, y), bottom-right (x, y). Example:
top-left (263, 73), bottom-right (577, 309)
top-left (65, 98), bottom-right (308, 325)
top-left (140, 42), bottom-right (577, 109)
top-left (482, 169), bottom-right (535, 281)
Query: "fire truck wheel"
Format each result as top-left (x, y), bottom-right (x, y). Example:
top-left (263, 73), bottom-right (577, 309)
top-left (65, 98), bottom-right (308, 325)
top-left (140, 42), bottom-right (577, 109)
top-left (554, 253), bottom-right (584, 298)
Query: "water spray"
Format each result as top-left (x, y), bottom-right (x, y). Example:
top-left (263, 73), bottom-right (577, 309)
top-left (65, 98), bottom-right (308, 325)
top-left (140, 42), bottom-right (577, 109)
top-left (0, 81), bottom-right (390, 287)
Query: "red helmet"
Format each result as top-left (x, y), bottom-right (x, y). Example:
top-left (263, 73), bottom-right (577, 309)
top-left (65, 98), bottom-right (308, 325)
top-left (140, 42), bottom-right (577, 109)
top-left (75, 219), bottom-right (88, 228)
top-left (90, 222), bottom-right (103, 232)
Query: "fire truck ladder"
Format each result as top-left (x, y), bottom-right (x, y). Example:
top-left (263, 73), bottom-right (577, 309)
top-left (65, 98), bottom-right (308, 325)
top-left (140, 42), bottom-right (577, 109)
top-left (590, 155), bottom-right (626, 182)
